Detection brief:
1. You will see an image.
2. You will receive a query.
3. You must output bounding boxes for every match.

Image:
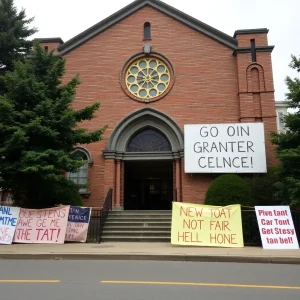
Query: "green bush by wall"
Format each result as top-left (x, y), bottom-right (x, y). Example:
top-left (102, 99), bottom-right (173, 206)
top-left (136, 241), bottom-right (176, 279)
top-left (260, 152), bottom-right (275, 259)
top-left (205, 174), bottom-right (252, 206)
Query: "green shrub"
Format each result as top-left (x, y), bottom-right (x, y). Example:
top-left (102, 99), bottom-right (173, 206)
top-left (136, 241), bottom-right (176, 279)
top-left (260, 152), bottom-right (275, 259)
top-left (53, 184), bottom-right (83, 207)
top-left (36, 180), bottom-right (83, 208)
top-left (205, 174), bottom-right (252, 206)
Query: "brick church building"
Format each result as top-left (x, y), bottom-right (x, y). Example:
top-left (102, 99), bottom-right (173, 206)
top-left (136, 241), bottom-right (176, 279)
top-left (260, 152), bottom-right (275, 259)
top-left (36, 0), bottom-right (277, 210)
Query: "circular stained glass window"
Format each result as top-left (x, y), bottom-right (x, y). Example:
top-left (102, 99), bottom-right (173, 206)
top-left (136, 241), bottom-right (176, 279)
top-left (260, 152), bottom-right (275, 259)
top-left (125, 57), bottom-right (171, 100)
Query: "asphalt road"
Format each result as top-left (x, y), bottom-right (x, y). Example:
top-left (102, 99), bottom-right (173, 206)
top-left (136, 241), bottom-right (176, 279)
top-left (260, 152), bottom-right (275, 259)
top-left (0, 260), bottom-right (300, 300)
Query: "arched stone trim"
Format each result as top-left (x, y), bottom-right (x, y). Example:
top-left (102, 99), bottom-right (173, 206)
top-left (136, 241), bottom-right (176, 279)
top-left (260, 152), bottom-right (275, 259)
top-left (246, 63), bottom-right (266, 92)
top-left (104, 108), bottom-right (184, 160)
top-left (72, 147), bottom-right (93, 165)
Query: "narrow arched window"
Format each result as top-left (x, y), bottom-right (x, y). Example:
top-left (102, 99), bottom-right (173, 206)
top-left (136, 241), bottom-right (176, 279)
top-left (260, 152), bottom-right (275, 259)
top-left (144, 22), bottom-right (151, 40)
top-left (68, 148), bottom-right (92, 192)
top-left (251, 67), bottom-right (260, 92)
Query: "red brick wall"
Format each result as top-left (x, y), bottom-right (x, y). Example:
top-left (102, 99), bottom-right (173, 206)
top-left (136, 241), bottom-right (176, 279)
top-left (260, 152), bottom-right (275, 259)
top-left (235, 33), bottom-right (268, 47)
top-left (38, 42), bottom-right (61, 54)
top-left (57, 6), bottom-right (277, 207)
top-left (235, 33), bottom-right (277, 169)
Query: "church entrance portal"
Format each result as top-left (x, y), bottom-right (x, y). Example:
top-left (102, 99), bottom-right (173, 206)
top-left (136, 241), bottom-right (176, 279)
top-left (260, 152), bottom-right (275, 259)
top-left (103, 108), bottom-right (184, 210)
top-left (124, 160), bottom-right (173, 210)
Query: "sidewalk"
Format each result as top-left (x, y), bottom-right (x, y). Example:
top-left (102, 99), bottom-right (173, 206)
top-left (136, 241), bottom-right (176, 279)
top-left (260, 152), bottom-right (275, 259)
top-left (0, 243), bottom-right (300, 264)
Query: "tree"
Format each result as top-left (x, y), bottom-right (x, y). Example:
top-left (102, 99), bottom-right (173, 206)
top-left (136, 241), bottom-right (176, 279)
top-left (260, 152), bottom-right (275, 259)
top-left (246, 167), bottom-right (281, 206)
top-left (0, 44), bottom-right (106, 208)
top-left (0, 0), bottom-right (37, 75)
top-left (271, 55), bottom-right (300, 206)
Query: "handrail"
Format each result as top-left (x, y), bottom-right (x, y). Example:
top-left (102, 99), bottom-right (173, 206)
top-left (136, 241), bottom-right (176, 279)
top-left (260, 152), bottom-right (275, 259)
top-left (99, 188), bottom-right (113, 242)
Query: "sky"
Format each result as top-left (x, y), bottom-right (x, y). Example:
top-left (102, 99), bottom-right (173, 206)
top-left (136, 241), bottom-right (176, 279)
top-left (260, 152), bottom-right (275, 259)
top-left (15, 0), bottom-right (300, 101)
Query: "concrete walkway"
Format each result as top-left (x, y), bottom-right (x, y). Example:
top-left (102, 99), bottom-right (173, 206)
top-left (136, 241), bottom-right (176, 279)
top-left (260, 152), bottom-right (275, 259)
top-left (0, 243), bottom-right (300, 264)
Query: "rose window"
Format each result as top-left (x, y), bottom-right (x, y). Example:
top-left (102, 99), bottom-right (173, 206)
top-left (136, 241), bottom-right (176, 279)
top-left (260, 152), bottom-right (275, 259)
top-left (125, 57), bottom-right (170, 100)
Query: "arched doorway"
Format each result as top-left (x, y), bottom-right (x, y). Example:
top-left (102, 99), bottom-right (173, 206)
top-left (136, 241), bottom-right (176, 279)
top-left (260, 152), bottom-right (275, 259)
top-left (103, 108), bottom-right (184, 210)
top-left (125, 128), bottom-right (173, 210)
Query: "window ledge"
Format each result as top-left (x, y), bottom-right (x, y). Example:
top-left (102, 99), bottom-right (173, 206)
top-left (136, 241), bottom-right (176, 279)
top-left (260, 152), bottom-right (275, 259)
top-left (80, 191), bottom-right (91, 199)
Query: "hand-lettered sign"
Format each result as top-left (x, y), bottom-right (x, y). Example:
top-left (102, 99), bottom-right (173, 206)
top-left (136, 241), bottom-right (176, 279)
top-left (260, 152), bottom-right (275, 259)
top-left (171, 202), bottom-right (244, 247)
top-left (184, 123), bottom-right (267, 173)
top-left (65, 206), bottom-right (91, 243)
top-left (13, 206), bottom-right (70, 244)
top-left (0, 206), bottom-right (20, 245)
top-left (255, 206), bottom-right (299, 249)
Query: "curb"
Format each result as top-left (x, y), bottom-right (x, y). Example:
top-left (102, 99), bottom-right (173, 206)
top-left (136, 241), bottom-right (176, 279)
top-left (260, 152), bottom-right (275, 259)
top-left (0, 253), bottom-right (300, 264)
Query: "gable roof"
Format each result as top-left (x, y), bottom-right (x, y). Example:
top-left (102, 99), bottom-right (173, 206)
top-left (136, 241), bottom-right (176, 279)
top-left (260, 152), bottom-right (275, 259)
top-left (34, 37), bottom-right (64, 44)
top-left (58, 0), bottom-right (238, 55)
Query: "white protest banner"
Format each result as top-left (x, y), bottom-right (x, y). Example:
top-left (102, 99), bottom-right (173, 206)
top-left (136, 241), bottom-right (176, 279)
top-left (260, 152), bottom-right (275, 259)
top-left (184, 123), bottom-right (267, 173)
top-left (255, 206), bottom-right (299, 249)
top-left (0, 206), bottom-right (20, 245)
top-left (13, 206), bottom-right (70, 244)
top-left (65, 206), bottom-right (91, 242)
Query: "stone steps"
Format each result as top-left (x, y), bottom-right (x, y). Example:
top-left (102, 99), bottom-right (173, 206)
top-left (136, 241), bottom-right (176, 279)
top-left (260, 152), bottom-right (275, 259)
top-left (104, 226), bottom-right (171, 231)
top-left (109, 210), bottom-right (172, 214)
top-left (106, 217), bottom-right (172, 222)
top-left (101, 210), bottom-right (172, 242)
top-left (102, 230), bottom-right (170, 237)
top-left (101, 236), bottom-right (171, 242)
top-left (104, 221), bottom-right (171, 227)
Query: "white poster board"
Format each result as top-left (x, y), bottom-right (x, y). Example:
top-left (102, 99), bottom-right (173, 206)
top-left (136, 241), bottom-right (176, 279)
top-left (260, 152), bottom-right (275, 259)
top-left (184, 123), bottom-right (267, 173)
top-left (13, 206), bottom-right (70, 244)
top-left (0, 206), bottom-right (20, 245)
top-left (255, 206), bottom-right (299, 249)
top-left (65, 206), bottom-right (91, 243)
